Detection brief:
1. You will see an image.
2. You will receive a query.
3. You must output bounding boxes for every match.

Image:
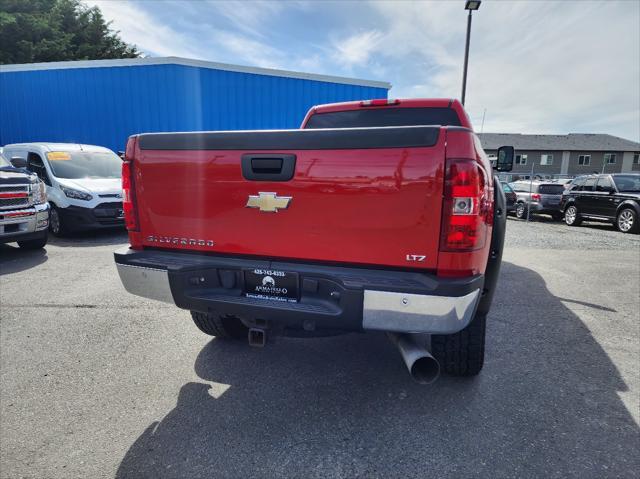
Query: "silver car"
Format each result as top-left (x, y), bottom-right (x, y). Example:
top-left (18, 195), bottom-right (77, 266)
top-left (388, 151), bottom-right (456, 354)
top-left (509, 180), bottom-right (565, 220)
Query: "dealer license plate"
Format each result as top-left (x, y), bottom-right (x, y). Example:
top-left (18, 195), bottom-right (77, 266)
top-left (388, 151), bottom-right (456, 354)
top-left (244, 269), bottom-right (299, 303)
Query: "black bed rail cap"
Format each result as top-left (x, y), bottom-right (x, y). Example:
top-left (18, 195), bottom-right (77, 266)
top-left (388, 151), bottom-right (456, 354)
top-left (137, 125), bottom-right (444, 151)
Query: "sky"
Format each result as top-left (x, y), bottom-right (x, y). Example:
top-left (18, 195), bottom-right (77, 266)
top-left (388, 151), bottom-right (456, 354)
top-left (84, 0), bottom-right (640, 141)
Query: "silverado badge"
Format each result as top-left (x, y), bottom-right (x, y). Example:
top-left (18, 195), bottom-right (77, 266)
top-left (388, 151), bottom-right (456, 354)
top-left (246, 192), bottom-right (292, 213)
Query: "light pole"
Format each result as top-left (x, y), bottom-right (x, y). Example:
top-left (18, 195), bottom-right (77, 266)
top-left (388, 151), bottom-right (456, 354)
top-left (461, 0), bottom-right (481, 106)
top-left (526, 159), bottom-right (535, 223)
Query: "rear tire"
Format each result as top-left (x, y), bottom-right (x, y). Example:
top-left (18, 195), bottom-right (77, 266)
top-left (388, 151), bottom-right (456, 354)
top-left (190, 311), bottom-right (249, 339)
top-left (515, 202), bottom-right (527, 219)
top-left (564, 205), bottom-right (582, 226)
top-left (617, 208), bottom-right (639, 234)
top-left (17, 233), bottom-right (48, 250)
top-left (431, 313), bottom-right (485, 377)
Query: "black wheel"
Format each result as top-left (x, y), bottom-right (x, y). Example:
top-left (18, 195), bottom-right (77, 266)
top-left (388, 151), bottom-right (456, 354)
top-left (564, 204), bottom-right (582, 226)
top-left (190, 311), bottom-right (248, 339)
top-left (431, 313), bottom-right (485, 377)
top-left (17, 233), bottom-right (48, 250)
top-left (515, 202), bottom-right (527, 219)
top-left (49, 206), bottom-right (65, 236)
top-left (617, 208), bottom-right (639, 234)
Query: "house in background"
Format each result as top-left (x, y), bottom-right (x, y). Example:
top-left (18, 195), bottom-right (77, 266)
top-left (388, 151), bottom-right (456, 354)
top-left (479, 133), bottom-right (640, 180)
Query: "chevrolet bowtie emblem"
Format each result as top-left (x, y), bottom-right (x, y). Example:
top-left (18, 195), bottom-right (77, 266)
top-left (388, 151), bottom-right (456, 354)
top-left (246, 192), bottom-right (292, 213)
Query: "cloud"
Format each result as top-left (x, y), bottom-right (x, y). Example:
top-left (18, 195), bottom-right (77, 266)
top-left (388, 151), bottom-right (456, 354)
top-left (205, 0), bottom-right (285, 38)
top-left (469, 2), bottom-right (639, 139)
top-left (332, 30), bottom-right (384, 68)
top-left (83, 0), bottom-right (327, 74)
top-left (84, 0), bottom-right (203, 58)
top-left (213, 32), bottom-right (285, 69)
top-left (367, 1), bottom-right (639, 140)
top-left (82, 0), bottom-right (640, 140)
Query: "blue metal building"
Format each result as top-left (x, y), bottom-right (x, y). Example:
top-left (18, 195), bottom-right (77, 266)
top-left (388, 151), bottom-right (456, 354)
top-left (0, 57), bottom-right (390, 152)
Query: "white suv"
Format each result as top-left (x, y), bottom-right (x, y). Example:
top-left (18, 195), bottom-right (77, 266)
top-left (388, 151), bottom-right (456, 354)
top-left (2, 143), bottom-right (124, 235)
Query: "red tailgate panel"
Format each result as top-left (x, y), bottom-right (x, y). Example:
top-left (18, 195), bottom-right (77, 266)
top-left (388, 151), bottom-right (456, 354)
top-left (134, 142), bottom-right (445, 270)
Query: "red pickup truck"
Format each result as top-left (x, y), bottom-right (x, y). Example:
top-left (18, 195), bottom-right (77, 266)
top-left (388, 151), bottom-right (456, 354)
top-left (114, 98), bottom-right (513, 383)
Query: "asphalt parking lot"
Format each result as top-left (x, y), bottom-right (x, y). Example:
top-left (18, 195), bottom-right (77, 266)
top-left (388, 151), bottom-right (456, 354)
top-left (1, 218), bottom-right (639, 478)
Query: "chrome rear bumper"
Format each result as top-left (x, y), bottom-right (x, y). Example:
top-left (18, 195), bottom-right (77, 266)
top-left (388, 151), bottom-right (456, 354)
top-left (116, 264), bottom-right (173, 303)
top-left (362, 289), bottom-right (480, 334)
top-left (114, 248), bottom-right (483, 334)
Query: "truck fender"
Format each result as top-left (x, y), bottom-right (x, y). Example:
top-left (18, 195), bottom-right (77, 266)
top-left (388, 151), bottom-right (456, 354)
top-left (476, 176), bottom-right (506, 317)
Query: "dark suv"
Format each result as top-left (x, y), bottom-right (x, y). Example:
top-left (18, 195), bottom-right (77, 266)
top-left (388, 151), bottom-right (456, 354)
top-left (561, 173), bottom-right (640, 233)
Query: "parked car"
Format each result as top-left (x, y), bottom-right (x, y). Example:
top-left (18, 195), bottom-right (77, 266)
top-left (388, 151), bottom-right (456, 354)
top-left (561, 173), bottom-right (640, 233)
top-left (114, 98), bottom-right (514, 383)
top-left (0, 152), bottom-right (49, 249)
top-left (501, 181), bottom-right (517, 213)
top-left (1, 143), bottom-right (124, 235)
top-left (509, 180), bottom-right (565, 220)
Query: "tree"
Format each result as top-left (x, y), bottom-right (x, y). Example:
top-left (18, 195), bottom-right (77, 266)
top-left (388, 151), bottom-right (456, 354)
top-left (0, 0), bottom-right (140, 64)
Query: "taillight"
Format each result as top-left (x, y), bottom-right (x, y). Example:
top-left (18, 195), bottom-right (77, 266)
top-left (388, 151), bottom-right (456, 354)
top-left (440, 159), bottom-right (490, 252)
top-left (531, 193), bottom-right (541, 201)
top-left (122, 137), bottom-right (139, 232)
top-left (360, 99), bottom-right (400, 107)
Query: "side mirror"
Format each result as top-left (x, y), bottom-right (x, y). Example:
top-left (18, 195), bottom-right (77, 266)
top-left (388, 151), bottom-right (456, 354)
top-left (10, 156), bottom-right (27, 169)
top-left (496, 146), bottom-right (514, 172)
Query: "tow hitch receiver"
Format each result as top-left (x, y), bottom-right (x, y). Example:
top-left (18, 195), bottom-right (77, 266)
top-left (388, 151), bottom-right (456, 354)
top-left (248, 328), bottom-right (267, 347)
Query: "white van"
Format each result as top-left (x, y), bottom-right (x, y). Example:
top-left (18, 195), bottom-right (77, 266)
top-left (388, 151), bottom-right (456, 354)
top-left (2, 143), bottom-right (124, 235)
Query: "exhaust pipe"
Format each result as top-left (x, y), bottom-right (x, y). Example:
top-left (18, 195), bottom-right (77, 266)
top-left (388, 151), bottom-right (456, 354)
top-left (387, 333), bottom-right (440, 384)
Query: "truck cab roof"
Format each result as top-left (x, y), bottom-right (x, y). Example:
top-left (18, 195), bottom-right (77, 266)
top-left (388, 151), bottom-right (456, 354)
top-left (301, 98), bottom-right (473, 130)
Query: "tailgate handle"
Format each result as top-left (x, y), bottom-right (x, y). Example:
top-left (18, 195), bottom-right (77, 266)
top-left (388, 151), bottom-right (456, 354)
top-left (242, 154), bottom-right (296, 181)
top-left (252, 158), bottom-right (282, 173)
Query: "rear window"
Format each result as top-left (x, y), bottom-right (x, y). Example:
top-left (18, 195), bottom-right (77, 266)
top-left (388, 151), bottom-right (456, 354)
top-left (538, 184), bottom-right (565, 194)
top-left (613, 174), bottom-right (640, 192)
top-left (304, 107), bottom-right (462, 129)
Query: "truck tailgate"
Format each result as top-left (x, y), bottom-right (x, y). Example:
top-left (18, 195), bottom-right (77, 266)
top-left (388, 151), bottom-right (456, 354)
top-left (132, 126), bottom-right (445, 270)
